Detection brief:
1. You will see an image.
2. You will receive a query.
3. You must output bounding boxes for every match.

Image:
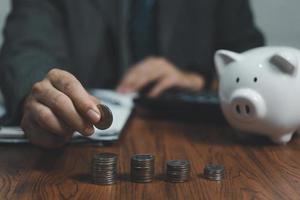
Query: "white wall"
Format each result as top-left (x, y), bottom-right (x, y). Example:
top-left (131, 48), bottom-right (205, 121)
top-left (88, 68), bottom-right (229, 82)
top-left (251, 0), bottom-right (300, 48)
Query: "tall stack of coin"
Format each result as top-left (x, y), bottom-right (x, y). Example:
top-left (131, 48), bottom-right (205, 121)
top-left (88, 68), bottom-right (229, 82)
top-left (91, 153), bottom-right (118, 185)
top-left (131, 154), bottom-right (155, 183)
top-left (166, 160), bottom-right (190, 183)
top-left (203, 164), bottom-right (225, 181)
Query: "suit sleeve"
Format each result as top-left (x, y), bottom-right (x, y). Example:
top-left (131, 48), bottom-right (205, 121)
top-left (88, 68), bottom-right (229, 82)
top-left (215, 0), bottom-right (265, 52)
top-left (0, 0), bottom-right (70, 125)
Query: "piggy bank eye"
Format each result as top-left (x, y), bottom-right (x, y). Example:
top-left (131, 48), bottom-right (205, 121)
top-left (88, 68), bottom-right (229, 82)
top-left (236, 77), bottom-right (240, 83)
top-left (253, 77), bottom-right (258, 83)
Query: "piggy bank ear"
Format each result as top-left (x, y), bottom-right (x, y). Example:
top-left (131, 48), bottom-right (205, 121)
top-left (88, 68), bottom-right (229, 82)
top-left (269, 53), bottom-right (297, 75)
top-left (214, 50), bottom-right (241, 76)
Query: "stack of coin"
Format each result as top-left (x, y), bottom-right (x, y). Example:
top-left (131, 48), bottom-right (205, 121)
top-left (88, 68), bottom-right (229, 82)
top-left (131, 154), bottom-right (155, 183)
top-left (91, 153), bottom-right (118, 185)
top-left (203, 164), bottom-right (225, 181)
top-left (166, 160), bottom-right (190, 183)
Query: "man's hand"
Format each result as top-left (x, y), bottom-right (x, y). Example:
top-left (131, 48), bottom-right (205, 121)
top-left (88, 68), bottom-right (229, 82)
top-left (117, 57), bottom-right (205, 97)
top-left (21, 68), bottom-right (101, 148)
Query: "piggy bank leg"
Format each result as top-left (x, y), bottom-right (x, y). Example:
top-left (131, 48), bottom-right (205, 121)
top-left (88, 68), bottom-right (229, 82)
top-left (271, 132), bottom-right (293, 144)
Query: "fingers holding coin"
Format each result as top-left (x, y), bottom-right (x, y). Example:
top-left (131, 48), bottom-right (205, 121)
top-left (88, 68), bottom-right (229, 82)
top-left (95, 104), bottom-right (113, 130)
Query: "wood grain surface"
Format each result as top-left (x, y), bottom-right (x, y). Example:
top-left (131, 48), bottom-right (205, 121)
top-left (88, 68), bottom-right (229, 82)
top-left (0, 113), bottom-right (300, 200)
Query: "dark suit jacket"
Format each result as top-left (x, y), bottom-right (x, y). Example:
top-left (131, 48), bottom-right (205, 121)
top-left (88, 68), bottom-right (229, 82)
top-left (0, 0), bottom-right (264, 125)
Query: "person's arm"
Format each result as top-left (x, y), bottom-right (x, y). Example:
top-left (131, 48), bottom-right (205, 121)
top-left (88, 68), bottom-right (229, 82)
top-left (215, 0), bottom-right (265, 52)
top-left (0, 0), bottom-right (70, 125)
top-left (0, 0), bottom-right (102, 149)
top-left (117, 57), bottom-right (205, 97)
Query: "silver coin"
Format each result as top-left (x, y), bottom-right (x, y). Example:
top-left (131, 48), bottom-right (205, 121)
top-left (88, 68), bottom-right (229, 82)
top-left (131, 154), bottom-right (155, 183)
top-left (167, 160), bottom-right (190, 167)
top-left (203, 164), bottom-right (225, 181)
top-left (132, 154), bottom-right (155, 161)
top-left (166, 160), bottom-right (190, 183)
top-left (204, 164), bottom-right (224, 173)
top-left (91, 152), bottom-right (118, 185)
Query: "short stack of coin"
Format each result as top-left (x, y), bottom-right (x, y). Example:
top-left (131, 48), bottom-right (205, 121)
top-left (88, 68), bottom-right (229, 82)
top-left (131, 154), bottom-right (155, 183)
top-left (203, 164), bottom-right (225, 181)
top-left (91, 153), bottom-right (118, 184)
top-left (166, 160), bottom-right (190, 183)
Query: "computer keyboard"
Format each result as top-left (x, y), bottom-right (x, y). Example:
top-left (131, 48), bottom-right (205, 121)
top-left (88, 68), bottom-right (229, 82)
top-left (134, 90), bottom-right (226, 123)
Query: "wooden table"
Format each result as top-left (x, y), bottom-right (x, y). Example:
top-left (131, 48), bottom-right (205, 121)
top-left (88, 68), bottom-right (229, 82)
top-left (1, 112), bottom-right (300, 200)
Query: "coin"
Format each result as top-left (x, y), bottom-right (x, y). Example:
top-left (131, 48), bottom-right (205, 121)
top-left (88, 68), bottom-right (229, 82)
top-left (91, 153), bottom-right (118, 185)
top-left (131, 154), bottom-right (155, 183)
top-left (95, 104), bottom-right (113, 130)
top-left (203, 164), bottom-right (225, 181)
top-left (166, 160), bottom-right (190, 183)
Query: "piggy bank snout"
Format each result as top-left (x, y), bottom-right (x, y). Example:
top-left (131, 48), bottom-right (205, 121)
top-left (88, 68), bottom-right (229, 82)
top-left (230, 89), bottom-right (266, 121)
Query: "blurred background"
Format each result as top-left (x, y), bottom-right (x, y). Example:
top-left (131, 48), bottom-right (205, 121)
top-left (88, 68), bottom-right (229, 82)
top-left (1, 0), bottom-right (300, 49)
top-left (0, 0), bottom-right (10, 51)
top-left (0, 0), bottom-right (300, 111)
top-left (0, 0), bottom-right (9, 110)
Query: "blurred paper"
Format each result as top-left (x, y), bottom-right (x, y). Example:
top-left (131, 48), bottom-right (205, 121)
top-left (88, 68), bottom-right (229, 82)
top-left (0, 89), bottom-right (136, 143)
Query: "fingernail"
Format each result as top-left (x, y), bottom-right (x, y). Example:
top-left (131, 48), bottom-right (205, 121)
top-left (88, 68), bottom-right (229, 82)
top-left (85, 126), bottom-right (95, 135)
top-left (87, 109), bottom-right (101, 123)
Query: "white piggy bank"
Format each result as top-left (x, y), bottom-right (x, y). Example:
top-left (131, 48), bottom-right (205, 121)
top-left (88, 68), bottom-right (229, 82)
top-left (215, 47), bottom-right (300, 144)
